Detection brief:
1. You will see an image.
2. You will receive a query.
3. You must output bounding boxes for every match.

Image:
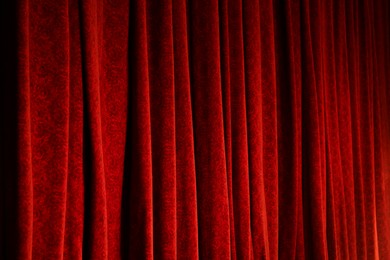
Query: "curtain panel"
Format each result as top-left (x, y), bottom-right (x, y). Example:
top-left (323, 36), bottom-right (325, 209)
top-left (1, 0), bottom-right (390, 259)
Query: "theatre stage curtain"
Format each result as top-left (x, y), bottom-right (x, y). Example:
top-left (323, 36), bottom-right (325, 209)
top-left (1, 0), bottom-right (390, 259)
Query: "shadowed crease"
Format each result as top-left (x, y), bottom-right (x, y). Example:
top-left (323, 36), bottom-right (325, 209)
top-left (0, 1), bottom-right (22, 259)
top-left (120, 0), bottom-right (137, 257)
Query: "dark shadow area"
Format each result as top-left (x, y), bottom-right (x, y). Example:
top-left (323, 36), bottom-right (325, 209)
top-left (80, 51), bottom-right (93, 260)
top-left (77, 2), bottom-right (95, 258)
top-left (273, 0), bottom-right (303, 258)
top-left (0, 0), bottom-right (21, 258)
top-left (299, 1), bottom-right (322, 258)
top-left (120, 0), bottom-right (136, 258)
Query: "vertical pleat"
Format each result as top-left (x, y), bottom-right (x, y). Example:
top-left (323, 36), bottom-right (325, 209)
top-left (301, 0), bottom-right (328, 257)
top-left (79, 0), bottom-right (109, 258)
top-left (386, 1), bottom-right (390, 236)
top-left (345, 0), bottom-right (368, 258)
top-left (219, 0), bottom-right (236, 258)
top-left (147, 0), bottom-right (177, 258)
top-left (20, 0), bottom-right (71, 258)
top-left (225, 0), bottom-right (252, 258)
top-left (322, 0), bottom-right (351, 258)
top-left (334, 0), bottom-right (358, 258)
top-left (172, 0), bottom-right (198, 258)
top-left (358, 0), bottom-right (379, 258)
top-left (188, 0), bottom-right (231, 258)
top-left (242, 0), bottom-right (270, 258)
top-left (98, 1), bottom-right (129, 259)
top-left (64, 0), bottom-right (84, 259)
top-left (14, 0), bottom-right (34, 258)
top-left (372, 0), bottom-right (390, 258)
top-left (274, 0), bottom-right (304, 258)
top-left (258, 0), bottom-right (279, 258)
top-left (122, 0), bottom-right (153, 258)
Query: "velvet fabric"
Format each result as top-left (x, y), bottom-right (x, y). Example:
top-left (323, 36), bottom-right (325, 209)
top-left (1, 0), bottom-right (390, 259)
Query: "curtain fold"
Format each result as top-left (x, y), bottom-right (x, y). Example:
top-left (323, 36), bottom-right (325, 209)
top-left (1, 0), bottom-right (390, 259)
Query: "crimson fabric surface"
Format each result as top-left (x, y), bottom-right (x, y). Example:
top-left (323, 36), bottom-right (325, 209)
top-left (1, 0), bottom-right (390, 259)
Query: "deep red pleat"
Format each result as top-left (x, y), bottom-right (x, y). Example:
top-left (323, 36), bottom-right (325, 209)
top-left (172, 0), bottom-right (199, 258)
top-left (301, 0), bottom-right (328, 258)
top-left (188, 0), bottom-right (231, 258)
top-left (123, 0), bottom-right (153, 258)
top-left (258, 0), bottom-right (279, 258)
top-left (243, 0), bottom-right (270, 258)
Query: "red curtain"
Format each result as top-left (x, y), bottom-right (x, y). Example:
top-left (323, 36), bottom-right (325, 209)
top-left (1, 0), bottom-right (390, 259)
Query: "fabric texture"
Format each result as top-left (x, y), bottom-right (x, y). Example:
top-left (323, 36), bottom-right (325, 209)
top-left (1, 0), bottom-right (390, 259)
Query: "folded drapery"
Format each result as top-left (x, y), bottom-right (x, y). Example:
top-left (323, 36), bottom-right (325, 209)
top-left (0, 0), bottom-right (389, 259)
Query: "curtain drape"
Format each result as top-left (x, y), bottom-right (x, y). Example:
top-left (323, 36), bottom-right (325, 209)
top-left (1, 0), bottom-right (390, 259)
